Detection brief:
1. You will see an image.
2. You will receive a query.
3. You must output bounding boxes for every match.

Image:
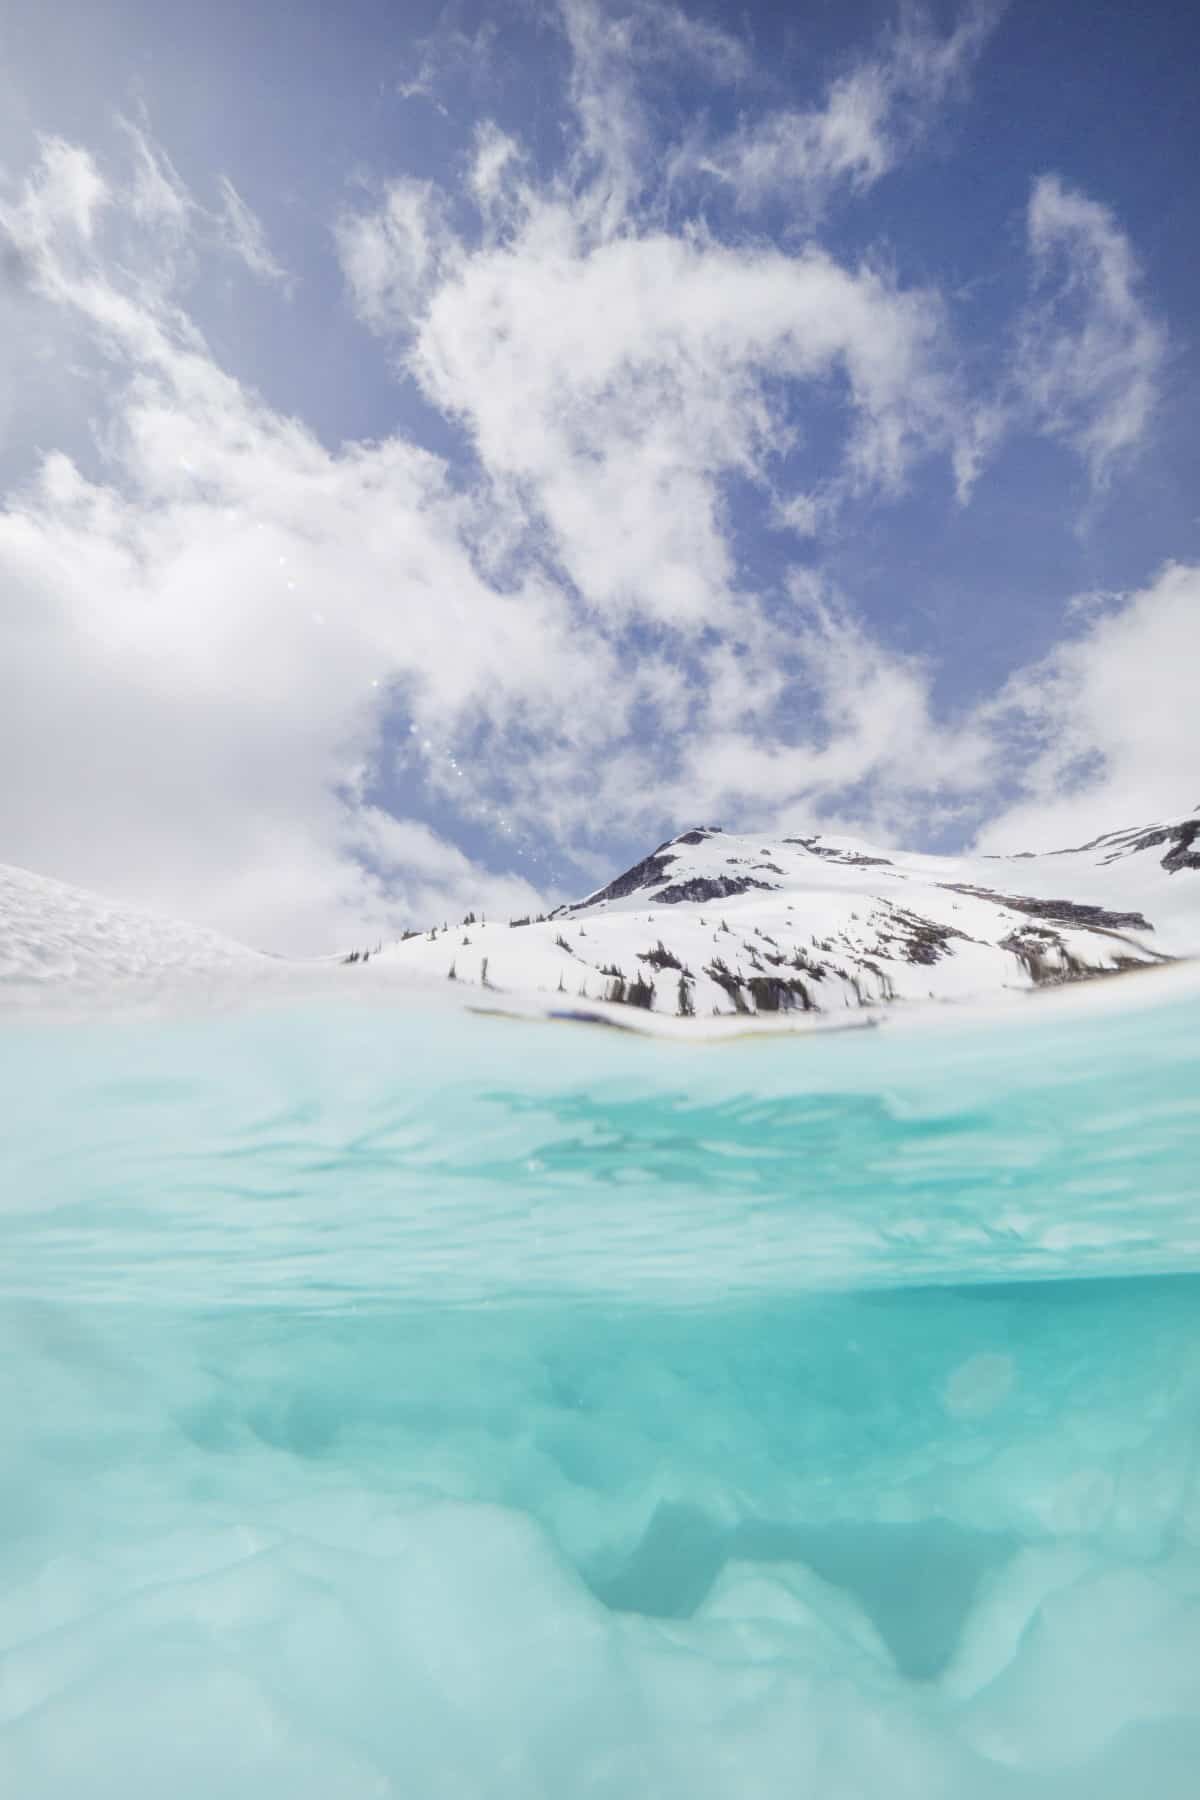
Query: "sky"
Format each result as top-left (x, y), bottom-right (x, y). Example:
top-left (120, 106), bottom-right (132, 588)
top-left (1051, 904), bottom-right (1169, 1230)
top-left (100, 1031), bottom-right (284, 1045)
top-left (0, 0), bottom-right (1196, 953)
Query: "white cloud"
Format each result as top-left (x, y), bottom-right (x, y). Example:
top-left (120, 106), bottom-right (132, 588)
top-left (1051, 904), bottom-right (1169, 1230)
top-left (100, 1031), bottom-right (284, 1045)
top-left (689, 67), bottom-right (892, 211)
top-left (348, 811), bottom-right (552, 927)
top-left (395, 222), bottom-right (970, 627)
top-left (120, 118), bottom-right (191, 233)
top-left (977, 561), bottom-right (1200, 850)
top-left (335, 1), bottom-right (986, 618)
top-left (653, 580), bottom-right (995, 840)
top-left (0, 135), bottom-right (110, 275)
top-left (769, 490), bottom-right (824, 538)
top-left (0, 139), bottom-right (585, 950)
top-left (0, 395), bottom-right (564, 950)
top-left (681, 2), bottom-right (1000, 216)
top-left (396, 22), bottom-right (499, 114)
top-left (1016, 173), bottom-right (1166, 485)
top-left (560, 0), bottom-right (750, 232)
top-left (336, 178), bottom-right (454, 333)
top-left (469, 123), bottom-right (529, 237)
top-left (215, 176), bottom-right (290, 288)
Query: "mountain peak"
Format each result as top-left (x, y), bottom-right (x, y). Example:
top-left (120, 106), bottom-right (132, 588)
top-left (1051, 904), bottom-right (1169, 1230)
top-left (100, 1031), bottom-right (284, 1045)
top-left (366, 809), bottom-right (1197, 1020)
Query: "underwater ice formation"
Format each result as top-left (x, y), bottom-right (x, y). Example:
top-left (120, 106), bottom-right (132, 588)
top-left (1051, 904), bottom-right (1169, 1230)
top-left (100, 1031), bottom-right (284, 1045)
top-left (2, 981), bottom-right (1199, 1795)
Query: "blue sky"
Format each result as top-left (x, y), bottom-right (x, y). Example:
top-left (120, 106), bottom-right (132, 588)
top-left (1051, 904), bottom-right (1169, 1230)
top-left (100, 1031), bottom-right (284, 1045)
top-left (0, 0), bottom-right (1196, 950)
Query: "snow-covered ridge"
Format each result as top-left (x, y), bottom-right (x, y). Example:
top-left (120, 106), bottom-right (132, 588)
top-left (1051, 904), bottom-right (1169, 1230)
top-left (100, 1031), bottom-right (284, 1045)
top-left (363, 808), bottom-right (1199, 1020)
top-left (2, 808), bottom-right (1196, 1020)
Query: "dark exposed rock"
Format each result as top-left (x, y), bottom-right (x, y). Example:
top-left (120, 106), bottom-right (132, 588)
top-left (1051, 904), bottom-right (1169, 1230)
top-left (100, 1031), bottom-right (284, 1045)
top-left (939, 885), bottom-right (1152, 932)
top-left (882, 907), bottom-right (972, 965)
top-left (1035, 814), bottom-right (1199, 870)
top-left (654, 874), bottom-right (777, 904)
top-left (561, 850), bottom-right (678, 912)
top-left (783, 838), bottom-right (893, 867)
top-left (1103, 818), bottom-right (1200, 874)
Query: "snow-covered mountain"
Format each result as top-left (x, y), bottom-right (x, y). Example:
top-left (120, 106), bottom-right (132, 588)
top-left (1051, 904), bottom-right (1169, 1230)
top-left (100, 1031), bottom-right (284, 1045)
top-left (2, 808), bottom-right (1196, 1020)
top-left (364, 809), bottom-right (1200, 1019)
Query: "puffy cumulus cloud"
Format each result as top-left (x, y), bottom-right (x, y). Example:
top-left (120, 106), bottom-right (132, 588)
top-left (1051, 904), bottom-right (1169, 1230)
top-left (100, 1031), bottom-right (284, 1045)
top-left (1016, 174), bottom-right (1166, 485)
top-left (339, 5), bottom-right (1002, 633)
top-left (0, 416), bottom-right (558, 950)
top-left (678, 2), bottom-right (1001, 216)
top-left (0, 138), bottom-right (568, 951)
top-left (324, 3), bottom-right (1016, 868)
top-left (976, 562), bottom-right (1200, 852)
top-left (406, 227), bottom-right (966, 629)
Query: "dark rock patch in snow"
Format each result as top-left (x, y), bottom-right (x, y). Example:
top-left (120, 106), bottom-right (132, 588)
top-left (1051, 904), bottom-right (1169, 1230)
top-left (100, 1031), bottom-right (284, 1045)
top-left (940, 886), bottom-right (1152, 932)
top-left (783, 838), bottom-right (893, 867)
top-left (879, 907), bottom-right (972, 965)
top-left (1103, 818), bottom-right (1200, 874)
top-left (655, 874), bottom-right (777, 904)
top-left (562, 850), bottom-right (679, 911)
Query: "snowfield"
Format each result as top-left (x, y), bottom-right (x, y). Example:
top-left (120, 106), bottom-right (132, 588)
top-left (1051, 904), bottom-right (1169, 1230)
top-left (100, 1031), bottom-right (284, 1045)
top-left (2, 809), bottom-right (1197, 1026)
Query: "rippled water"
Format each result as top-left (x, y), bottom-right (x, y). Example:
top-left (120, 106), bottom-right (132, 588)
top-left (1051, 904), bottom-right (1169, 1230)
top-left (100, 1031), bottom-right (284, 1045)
top-left (2, 986), bottom-right (1200, 1795)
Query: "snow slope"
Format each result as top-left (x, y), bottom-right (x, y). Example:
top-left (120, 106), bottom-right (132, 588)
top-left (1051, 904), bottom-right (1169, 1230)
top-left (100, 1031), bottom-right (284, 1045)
top-left (362, 809), bottom-right (1200, 1020)
top-left (0, 863), bottom-right (273, 997)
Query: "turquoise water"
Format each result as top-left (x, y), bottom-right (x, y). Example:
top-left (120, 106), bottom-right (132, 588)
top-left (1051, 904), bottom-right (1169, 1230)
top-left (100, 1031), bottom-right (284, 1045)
top-left (2, 990), bottom-right (1200, 1795)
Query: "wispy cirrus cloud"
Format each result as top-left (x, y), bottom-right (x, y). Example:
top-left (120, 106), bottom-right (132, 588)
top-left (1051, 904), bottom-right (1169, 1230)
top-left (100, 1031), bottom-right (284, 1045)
top-left (215, 176), bottom-right (291, 289)
top-left (1016, 173), bottom-right (1166, 486)
top-left (559, 0), bottom-right (751, 231)
top-left (674, 1), bottom-right (1002, 217)
top-left (396, 21), bottom-right (500, 114)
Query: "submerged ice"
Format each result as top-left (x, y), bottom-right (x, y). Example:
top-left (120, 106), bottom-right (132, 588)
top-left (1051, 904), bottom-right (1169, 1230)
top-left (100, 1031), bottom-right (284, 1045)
top-left (2, 987), bottom-right (1200, 1795)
